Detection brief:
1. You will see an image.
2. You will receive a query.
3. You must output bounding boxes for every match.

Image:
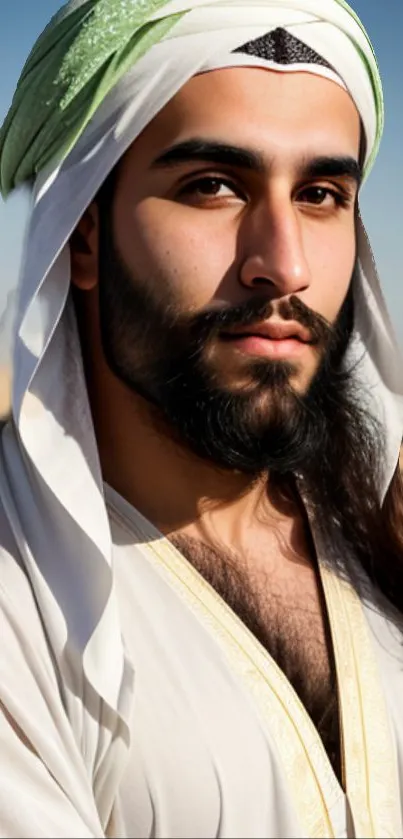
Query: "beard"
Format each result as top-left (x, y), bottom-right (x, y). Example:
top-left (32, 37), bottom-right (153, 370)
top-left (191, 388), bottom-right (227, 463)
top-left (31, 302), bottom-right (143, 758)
top-left (97, 217), bottom-right (355, 478)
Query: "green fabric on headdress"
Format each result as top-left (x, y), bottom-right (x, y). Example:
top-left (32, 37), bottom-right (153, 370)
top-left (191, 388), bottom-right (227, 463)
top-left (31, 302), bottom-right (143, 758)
top-left (0, 0), bottom-right (181, 197)
top-left (0, 0), bottom-right (383, 198)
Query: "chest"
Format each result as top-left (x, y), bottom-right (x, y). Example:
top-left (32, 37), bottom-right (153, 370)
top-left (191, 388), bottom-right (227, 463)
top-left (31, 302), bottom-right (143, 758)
top-left (113, 538), bottom-right (349, 839)
top-left (248, 564), bottom-right (342, 780)
top-left (171, 529), bottom-right (342, 781)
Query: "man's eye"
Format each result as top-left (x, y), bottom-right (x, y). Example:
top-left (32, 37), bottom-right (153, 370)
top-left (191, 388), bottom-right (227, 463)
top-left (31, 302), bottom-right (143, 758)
top-left (297, 186), bottom-right (348, 208)
top-left (178, 177), bottom-right (242, 201)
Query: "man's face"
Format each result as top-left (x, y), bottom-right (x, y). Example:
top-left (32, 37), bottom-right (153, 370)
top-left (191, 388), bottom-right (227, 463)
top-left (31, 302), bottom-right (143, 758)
top-left (91, 68), bottom-right (361, 473)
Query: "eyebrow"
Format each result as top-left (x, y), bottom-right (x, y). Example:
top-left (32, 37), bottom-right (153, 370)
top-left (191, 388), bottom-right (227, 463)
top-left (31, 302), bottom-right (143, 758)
top-left (151, 138), bottom-right (362, 184)
top-left (151, 139), bottom-right (266, 172)
top-left (303, 155), bottom-right (362, 185)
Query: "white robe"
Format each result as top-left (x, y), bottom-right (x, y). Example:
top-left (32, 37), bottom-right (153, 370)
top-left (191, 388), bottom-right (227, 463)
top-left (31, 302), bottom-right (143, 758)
top-left (1, 470), bottom-right (403, 839)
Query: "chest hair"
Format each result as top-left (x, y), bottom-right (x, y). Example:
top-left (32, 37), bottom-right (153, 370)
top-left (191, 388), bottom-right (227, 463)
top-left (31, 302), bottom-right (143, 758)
top-left (170, 533), bottom-right (342, 783)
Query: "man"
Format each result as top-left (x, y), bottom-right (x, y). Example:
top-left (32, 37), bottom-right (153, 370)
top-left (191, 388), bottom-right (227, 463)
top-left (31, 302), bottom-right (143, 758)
top-left (1, 0), bottom-right (403, 836)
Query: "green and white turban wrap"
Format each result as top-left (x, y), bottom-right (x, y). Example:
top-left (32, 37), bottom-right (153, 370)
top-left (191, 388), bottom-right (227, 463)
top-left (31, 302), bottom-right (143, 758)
top-left (0, 0), bottom-right (384, 194)
top-left (0, 1), bottom-right (402, 829)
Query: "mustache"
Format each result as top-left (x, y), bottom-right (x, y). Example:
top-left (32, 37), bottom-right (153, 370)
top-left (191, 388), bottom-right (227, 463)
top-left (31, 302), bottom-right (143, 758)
top-left (188, 294), bottom-right (332, 347)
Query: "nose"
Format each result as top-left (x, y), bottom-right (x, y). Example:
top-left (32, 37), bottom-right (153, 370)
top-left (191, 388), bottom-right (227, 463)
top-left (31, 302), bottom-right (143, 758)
top-left (239, 197), bottom-right (311, 297)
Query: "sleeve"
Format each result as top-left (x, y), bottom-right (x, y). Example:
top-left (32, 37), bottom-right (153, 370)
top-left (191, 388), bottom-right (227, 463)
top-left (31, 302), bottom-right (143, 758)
top-left (0, 702), bottom-right (103, 838)
top-left (0, 555), bottom-right (106, 839)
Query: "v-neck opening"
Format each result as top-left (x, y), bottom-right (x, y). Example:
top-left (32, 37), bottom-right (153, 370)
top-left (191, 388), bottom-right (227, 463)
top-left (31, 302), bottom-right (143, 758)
top-left (106, 482), bottom-right (401, 839)
top-left (106, 483), bottom-right (345, 790)
top-left (106, 490), bottom-right (345, 814)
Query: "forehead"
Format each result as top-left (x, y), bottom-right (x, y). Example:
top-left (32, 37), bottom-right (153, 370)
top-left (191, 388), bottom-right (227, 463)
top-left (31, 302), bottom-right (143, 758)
top-left (130, 67), bottom-right (361, 166)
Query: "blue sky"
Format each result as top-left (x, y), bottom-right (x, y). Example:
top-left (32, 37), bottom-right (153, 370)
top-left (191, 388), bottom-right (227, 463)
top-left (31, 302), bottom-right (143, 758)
top-left (1, 1), bottom-right (402, 341)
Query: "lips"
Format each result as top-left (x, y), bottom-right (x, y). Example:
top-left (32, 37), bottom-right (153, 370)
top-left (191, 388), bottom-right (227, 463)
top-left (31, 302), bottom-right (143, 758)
top-left (220, 320), bottom-right (313, 344)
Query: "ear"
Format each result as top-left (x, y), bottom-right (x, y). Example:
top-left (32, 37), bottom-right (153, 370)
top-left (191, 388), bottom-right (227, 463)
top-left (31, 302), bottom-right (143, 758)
top-left (70, 201), bottom-right (99, 291)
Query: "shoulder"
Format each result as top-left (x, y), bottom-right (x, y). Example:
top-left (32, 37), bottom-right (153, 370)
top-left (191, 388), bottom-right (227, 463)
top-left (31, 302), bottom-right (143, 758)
top-left (0, 481), bottom-right (58, 682)
top-left (0, 483), bottom-right (70, 757)
top-left (0, 452), bottom-right (102, 836)
top-left (0, 422), bottom-right (73, 772)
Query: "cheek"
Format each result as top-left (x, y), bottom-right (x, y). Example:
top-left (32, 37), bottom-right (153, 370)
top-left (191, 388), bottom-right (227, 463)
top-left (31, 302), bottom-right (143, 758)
top-left (115, 198), bottom-right (236, 312)
top-left (304, 222), bottom-right (356, 322)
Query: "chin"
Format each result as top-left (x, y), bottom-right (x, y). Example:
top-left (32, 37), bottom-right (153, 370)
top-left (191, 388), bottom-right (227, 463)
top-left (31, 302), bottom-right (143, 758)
top-left (287, 361), bottom-right (319, 395)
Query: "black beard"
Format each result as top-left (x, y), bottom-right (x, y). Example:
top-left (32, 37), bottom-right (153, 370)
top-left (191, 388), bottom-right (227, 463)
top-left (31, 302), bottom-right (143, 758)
top-left (96, 210), bottom-right (356, 477)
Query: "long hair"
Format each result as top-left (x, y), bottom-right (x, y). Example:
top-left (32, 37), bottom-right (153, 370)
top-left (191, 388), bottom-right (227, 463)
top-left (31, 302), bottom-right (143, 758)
top-left (297, 357), bottom-right (403, 617)
top-left (340, 453), bottom-right (403, 615)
